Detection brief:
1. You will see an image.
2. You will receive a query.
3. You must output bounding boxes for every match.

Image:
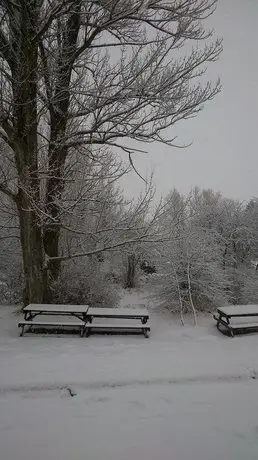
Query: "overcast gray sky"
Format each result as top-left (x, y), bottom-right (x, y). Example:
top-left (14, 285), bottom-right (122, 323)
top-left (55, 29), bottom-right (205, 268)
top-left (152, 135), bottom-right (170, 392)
top-left (121, 0), bottom-right (258, 202)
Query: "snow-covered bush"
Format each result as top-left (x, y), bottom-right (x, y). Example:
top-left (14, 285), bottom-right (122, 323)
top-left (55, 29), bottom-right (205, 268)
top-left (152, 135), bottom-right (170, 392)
top-left (0, 276), bottom-right (23, 305)
top-left (52, 257), bottom-right (120, 307)
top-left (155, 227), bottom-right (230, 316)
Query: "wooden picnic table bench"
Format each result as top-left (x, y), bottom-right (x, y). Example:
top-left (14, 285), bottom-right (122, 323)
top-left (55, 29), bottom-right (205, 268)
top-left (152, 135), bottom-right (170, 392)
top-left (18, 320), bottom-right (86, 337)
top-left (85, 307), bottom-right (150, 338)
top-left (19, 304), bottom-right (89, 337)
top-left (214, 305), bottom-right (258, 337)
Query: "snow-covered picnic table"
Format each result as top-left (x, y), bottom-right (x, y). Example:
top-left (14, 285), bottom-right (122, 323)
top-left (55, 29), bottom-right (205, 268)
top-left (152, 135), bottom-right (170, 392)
top-left (18, 305), bottom-right (150, 338)
top-left (18, 304), bottom-right (89, 337)
top-left (214, 305), bottom-right (258, 336)
top-left (85, 307), bottom-right (150, 337)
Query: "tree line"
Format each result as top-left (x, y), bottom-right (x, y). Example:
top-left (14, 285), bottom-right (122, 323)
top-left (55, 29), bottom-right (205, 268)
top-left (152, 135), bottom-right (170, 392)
top-left (1, 181), bottom-right (258, 315)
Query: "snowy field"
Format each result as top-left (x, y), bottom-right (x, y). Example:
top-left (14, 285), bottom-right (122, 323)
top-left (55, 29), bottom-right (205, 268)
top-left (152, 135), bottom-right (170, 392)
top-left (1, 291), bottom-right (258, 460)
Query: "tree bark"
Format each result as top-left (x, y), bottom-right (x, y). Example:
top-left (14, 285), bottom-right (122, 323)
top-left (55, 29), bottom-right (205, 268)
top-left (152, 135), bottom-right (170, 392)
top-left (43, 2), bottom-right (82, 281)
top-left (222, 244), bottom-right (228, 270)
top-left (125, 254), bottom-right (137, 289)
top-left (174, 266), bottom-right (184, 326)
top-left (186, 251), bottom-right (197, 326)
top-left (43, 167), bottom-right (64, 282)
top-left (11, 0), bottom-right (47, 304)
top-left (17, 194), bottom-right (46, 305)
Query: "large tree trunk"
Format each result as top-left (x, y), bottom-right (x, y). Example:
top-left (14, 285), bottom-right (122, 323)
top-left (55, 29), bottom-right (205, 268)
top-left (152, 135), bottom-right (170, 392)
top-left (11, 0), bottom-right (47, 304)
top-left (43, 169), bottom-right (63, 282)
top-left (43, 133), bottom-right (67, 282)
top-left (17, 194), bottom-right (46, 305)
top-left (43, 2), bottom-right (82, 281)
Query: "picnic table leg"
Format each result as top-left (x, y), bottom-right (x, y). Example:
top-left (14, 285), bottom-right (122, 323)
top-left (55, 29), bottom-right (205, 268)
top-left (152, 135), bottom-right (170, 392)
top-left (24, 312), bottom-right (37, 321)
top-left (20, 324), bottom-right (25, 337)
top-left (215, 314), bottom-right (222, 332)
top-left (216, 314), bottom-right (223, 331)
top-left (217, 314), bottom-right (234, 337)
top-left (20, 323), bottom-right (33, 336)
top-left (143, 328), bottom-right (149, 338)
top-left (229, 324), bottom-right (234, 337)
top-left (85, 327), bottom-right (91, 337)
top-left (223, 315), bottom-right (234, 337)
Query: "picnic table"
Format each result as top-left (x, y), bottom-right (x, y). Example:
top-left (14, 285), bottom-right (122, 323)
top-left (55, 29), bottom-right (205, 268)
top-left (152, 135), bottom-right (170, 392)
top-left (18, 304), bottom-right (89, 337)
top-left (214, 305), bottom-right (258, 337)
top-left (85, 307), bottom-right (150, 337)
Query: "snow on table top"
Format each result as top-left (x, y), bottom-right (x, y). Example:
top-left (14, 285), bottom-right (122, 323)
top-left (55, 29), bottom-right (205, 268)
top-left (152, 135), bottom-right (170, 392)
top-left (87, 307), bottom-right (149, 317)
top-left (24, 304), bottom-right (89, 313)
top-left (217, 305), bottom-right (258, 317)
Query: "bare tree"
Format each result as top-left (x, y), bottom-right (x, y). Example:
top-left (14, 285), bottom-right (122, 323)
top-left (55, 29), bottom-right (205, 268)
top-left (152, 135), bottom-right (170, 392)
top-left (154, 188), bottom-right (232, 319)
top-left (0, 0), bottom-right (222, 303)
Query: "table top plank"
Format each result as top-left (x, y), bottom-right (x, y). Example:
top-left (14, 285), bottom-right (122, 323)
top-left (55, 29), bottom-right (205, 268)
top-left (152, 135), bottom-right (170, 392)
top-left (87, 307), bottom-right (149, 318)
top-left (217, 305), bottom-right (258, 318)
top-left (24, 304), bottom-right (89, 314)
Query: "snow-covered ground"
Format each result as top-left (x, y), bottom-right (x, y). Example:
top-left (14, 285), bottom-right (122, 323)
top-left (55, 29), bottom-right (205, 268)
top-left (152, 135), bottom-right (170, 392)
top-left (1, 291), bottom-right (258, 460)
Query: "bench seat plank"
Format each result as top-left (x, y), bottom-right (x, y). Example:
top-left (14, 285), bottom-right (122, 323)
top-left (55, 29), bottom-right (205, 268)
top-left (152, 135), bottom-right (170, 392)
top-left (18, 321), bottom-right (84, 326)
top-left (85, 323), bottom-right (150, 337)
top-left (85, 323), bottom-right (150, 329)
top-left (230, 322), bottom-right (258, 330)
top-left (18, 320), bottom-right (85, 337)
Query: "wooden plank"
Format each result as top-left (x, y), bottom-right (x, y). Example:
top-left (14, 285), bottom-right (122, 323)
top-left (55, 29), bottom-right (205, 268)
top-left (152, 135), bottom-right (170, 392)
top-left (86, 307), bottom-right (149, 318)
top-left (228, 317), bottom-right (258, 326)
top-left (217, 305), bottom-right (258, 318)
top-left (85, 323), bottom-right (150, 338)
top-left (230, 323), bottom-right (258, 330)
top-left (18, 321), bottom-right (84, 327)
top-left (85, 323), bottom-right (150, 329)
top-left (18, 320), bottom-right (86, 337)
top-left (24, 304), bottom-right (89, 313)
